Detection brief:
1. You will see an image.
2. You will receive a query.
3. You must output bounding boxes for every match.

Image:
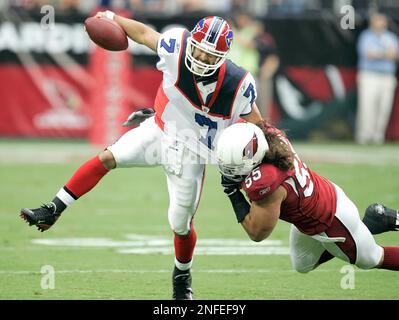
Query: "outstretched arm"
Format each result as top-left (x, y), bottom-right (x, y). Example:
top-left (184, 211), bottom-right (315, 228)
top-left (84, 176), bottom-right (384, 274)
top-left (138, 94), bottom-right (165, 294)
top-left (96, 11), bottom-right (160, 52)
top-left (241, 186), bottom-right (285, 241)
top-left (241, 102), bottom-right (263, 125)
top-left (222, 175), bottom-right (285, 242)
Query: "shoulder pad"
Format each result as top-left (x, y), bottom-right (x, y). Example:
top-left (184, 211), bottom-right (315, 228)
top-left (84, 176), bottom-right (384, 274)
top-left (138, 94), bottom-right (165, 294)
top-left (242, 163), bottom-right (291, 202)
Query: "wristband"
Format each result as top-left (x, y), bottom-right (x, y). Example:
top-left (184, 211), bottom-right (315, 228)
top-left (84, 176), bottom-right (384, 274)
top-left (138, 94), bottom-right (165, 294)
top-left (228, 190), bottom-right (250, 223)
top-left (105, 10), bottom-right (115, 20)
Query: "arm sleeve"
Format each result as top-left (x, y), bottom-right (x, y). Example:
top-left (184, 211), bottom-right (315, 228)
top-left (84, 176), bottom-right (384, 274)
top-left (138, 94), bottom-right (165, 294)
top-left (156, 27), bottom-right (186, 72)
top-left (357, 32), bottom-right (370, 57)
top-left (239, 72), bottom-right (258, 116)
top-left (391, 33), bottom-right (399, 52)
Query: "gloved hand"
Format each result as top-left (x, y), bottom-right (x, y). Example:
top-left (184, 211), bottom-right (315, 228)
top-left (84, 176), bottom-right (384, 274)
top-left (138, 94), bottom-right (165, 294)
top-left (122, 108), bottom-right (155, 127)
top-left (221, 174), bottom-right (242, 196)
top-left (221, 174), bottom-right (250, 223)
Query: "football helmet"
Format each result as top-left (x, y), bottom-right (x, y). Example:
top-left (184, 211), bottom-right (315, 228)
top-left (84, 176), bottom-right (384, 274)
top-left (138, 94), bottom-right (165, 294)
top-left (217, 123), bottom-right (269, 180)
top-left (185, 16), bottom-right (233, 77)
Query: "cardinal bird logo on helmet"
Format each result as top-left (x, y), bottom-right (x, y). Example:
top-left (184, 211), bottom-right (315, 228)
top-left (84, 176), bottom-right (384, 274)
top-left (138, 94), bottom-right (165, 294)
top-left (243, 133), bottom-right (258, 159)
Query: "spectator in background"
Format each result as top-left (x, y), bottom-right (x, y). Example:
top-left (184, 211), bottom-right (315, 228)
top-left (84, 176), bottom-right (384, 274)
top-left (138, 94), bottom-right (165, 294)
top-left (8, 0), bottom-right (51, 10)
top-left (254, 20), bottom-right (280, 119)
top-left (180, 0), bottom-right (231, 13)
top-left (229, 12), bottom-right (280, 119)
top-left (356, 12), bottom-right (399, 145)
top-left (228, 11), bottom-right (259, 81)
top-left (268, 0), bottom-right (307, 14)
top-left (129, 0), bottom-right (180, 14)
top-left (59, 0), bottom-right (80, 14)
top-left (231, 0), bottom-right (246, 11)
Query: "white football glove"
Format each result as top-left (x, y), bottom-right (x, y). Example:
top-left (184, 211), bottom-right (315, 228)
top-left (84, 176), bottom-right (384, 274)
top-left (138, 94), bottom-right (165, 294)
top-left (122, 108), bottom-right (155, 127)
top-left (105, 10), bottom-right (115, 20)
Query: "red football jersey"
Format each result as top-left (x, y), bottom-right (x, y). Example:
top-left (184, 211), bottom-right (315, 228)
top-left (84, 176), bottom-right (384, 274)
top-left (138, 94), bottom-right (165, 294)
top-left (242, 131), bottom-right (337, 235)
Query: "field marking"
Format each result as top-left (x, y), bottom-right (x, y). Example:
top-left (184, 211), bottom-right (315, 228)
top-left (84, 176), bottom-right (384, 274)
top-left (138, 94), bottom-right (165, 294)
top-left (0, 268), bottom-right (379, 275)
top-left (31, 234), bottom-right (290, 256)
top-left (1, 142), bottom-right (399, 165)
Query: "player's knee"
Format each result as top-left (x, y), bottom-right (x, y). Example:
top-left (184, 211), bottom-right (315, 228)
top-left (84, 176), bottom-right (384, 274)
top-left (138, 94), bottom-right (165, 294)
top-left (99, 150), bottom-right (116, 170)
top-left (292, 263), bottom-right (313, 274)
top-left (172, 225), bottom-right (190, 236)
top-left (170, 218), bottom-right (190, 235)
top-left (290, 256), bottom-right (314, 274)
top-left (168, 204), bottom-right (194, 235)
top-left (168, 180), bottom-right (197, 235)
top-left (355, 259), bottom-right (377, 270)
top-left (355, 254), bottom-right (381, 270)
top-left (355, 246), bottom-right (383, 269)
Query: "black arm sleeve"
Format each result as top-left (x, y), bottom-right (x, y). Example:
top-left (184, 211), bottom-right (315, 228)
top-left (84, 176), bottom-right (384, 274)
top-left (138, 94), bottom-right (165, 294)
top-left (228, 190), bottom-right (251, 223)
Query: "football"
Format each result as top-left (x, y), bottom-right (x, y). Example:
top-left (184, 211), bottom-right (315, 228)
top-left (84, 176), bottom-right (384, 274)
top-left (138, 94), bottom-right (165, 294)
top-left (84, 17), bottom-right (128, 51)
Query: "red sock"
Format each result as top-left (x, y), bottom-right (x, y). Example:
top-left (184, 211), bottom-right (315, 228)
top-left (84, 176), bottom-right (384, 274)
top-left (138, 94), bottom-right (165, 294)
top-left (65, 156), bottom-right (109, 199)
top-left (380, 247), bottom-right (399, 271)
top-left (174, 224), bottom-right (197, 264)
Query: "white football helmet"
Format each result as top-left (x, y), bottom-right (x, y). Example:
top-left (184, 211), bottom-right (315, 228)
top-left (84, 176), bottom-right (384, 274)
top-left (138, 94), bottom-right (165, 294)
top-left (216, 122), bottom-right (269, 180)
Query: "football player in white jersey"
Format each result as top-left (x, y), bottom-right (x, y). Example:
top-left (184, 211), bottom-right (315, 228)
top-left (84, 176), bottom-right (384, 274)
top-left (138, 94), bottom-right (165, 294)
top-left (20, 13), bottom-right (263, 299)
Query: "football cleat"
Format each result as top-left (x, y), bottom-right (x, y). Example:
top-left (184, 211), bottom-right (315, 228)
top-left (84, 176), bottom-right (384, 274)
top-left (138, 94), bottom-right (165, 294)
top-left (172, 267), bottom-right (194, 300)
top-left (363, 203), bottom-right (399, 234)
top-left (20, 202), bottom-right (60, 232)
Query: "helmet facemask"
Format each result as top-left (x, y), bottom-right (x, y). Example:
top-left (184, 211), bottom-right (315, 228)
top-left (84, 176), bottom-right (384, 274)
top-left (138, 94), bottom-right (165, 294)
top-left (185, 16), bottom-right (233, 77)
top-left (217, 161), bottom-right (257, 182)
top-left (185, 36), bottom-right (228, 77)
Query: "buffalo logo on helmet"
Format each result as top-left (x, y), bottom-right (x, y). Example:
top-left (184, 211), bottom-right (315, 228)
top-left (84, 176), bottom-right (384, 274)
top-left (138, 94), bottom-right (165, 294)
top-left (243, 133), bottom-right (258, 159)
top-left (193, 18), bottom-right (205, 34)
top-left (225, 29), bottom-right (233, 49)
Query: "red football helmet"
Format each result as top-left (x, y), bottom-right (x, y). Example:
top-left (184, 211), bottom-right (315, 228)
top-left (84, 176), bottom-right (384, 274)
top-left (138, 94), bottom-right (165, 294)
top-left (185, 16), bottom-right (234, 77)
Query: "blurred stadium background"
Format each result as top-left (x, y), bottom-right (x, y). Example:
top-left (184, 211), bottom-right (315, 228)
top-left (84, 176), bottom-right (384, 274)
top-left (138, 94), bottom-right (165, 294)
top-left (0, 0), bottom-right (398, 300)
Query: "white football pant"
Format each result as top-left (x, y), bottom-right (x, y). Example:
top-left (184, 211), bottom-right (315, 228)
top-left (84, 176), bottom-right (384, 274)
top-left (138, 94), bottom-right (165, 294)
top-left (289, 183), bottom-right (384, 272)
top-left (107, 117), bottom-right (205, 235)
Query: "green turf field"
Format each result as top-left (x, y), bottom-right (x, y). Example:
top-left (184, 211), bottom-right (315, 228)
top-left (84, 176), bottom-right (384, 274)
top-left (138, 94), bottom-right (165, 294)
top-left (0, 140), bottom-right (398, 299)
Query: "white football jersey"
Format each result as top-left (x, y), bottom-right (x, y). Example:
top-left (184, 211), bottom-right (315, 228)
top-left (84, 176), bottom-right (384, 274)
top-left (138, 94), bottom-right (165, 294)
top-left (155, 28), bottom-right (257, 163)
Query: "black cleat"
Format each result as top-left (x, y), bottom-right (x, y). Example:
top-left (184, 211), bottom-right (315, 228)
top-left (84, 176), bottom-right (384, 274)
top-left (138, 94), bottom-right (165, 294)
top-left (363, 203), bottom-right (399, 234)
top-left (20, 203), bottom-right (60, 232)
top-left (172, 267), bottom-right (194, 300)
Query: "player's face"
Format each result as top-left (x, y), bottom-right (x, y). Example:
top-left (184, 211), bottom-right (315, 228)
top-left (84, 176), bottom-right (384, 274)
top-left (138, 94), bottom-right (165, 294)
top-left (192, 47), bottom-right (218, 65)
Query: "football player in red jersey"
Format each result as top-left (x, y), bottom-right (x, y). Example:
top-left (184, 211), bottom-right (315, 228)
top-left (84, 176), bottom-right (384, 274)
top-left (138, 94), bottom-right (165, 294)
top-left (20, 13), bottom-right (263, 300)
top-left (217, 121), bottom-right (399, 272)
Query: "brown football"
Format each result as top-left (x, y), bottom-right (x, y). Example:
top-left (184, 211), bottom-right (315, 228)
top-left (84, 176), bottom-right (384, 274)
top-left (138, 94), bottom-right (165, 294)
top-left (84, 17), bottom-right (128, 51)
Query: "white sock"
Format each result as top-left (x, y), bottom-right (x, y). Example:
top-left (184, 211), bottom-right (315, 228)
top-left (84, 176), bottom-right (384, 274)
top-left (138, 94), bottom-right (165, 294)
top-left (56, 188), bottom-right (75, 206)
top-left (175, 258), bottom-right (192, 271)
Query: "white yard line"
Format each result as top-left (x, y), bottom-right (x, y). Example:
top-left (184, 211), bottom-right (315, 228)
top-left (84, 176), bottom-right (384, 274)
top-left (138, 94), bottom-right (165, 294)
top-left (0, 268), bottom-right (378, 274)
top-left (2, 141), bottom-right (399, 165)
top-left (29, 236), bottom-right (290, 256)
